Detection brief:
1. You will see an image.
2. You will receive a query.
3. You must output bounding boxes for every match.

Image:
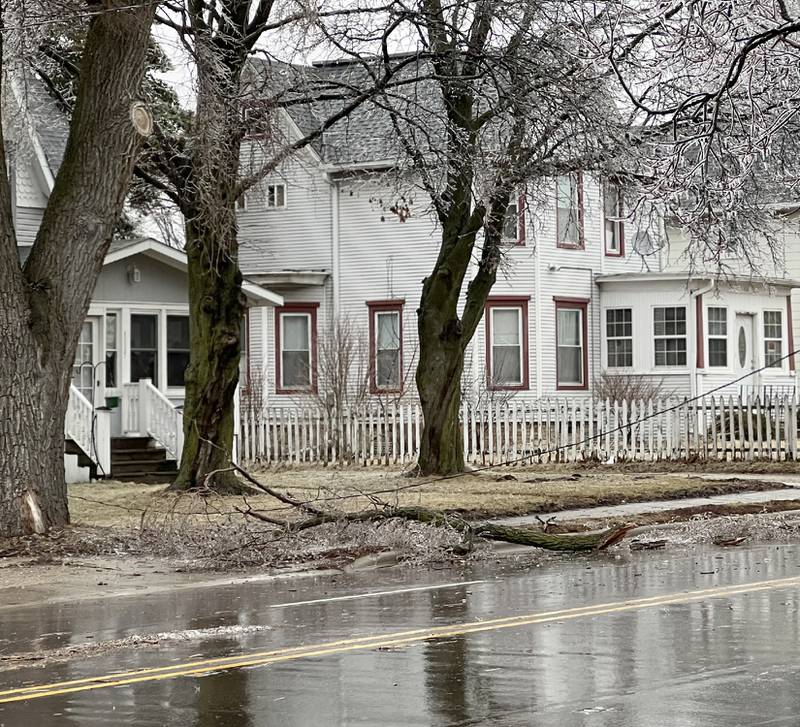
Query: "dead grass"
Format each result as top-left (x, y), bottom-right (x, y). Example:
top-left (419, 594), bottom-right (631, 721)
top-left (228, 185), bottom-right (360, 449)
top-left (68, 469), bottom-right (789, 528)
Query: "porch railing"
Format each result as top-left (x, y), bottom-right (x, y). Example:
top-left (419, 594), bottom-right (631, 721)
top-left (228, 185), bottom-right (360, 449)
top-left (65, 384), bottom-right (111, 475)
top-left (122, 379), bottom-right (184, 464)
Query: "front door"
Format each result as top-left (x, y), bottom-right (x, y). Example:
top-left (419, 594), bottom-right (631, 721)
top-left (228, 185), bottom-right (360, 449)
top-left (72, 319), bottom-right (98, 402)
top-left (735, 313), bottom-right (757, 381)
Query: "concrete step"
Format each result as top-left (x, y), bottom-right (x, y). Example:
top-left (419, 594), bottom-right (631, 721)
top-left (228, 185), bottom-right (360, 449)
top-left (112, 448), bottom-right (169, 463)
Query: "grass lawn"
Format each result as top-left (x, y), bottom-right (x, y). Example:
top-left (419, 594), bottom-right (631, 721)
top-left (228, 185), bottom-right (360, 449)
top-left (68, 468), bottom-right (788, 528)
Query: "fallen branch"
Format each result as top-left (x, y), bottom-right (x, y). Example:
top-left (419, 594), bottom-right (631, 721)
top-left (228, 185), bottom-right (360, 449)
top-left (236, 502), bottom-right (636, 552)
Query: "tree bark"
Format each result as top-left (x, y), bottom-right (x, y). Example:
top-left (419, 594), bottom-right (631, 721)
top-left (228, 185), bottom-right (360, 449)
top-left (171, 218), bottom-right (247, 493)
top-left (170, 33), bottom-right (248, 493)
top-left (0, 0), bottom-right (155, 537)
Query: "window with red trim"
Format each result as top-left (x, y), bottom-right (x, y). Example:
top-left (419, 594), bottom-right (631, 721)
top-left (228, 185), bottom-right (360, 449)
top-left (555, 298), bottom-right (588, 390)
top-left (502, 192), bottom-right (526, 246)
top-left (604, 181), bottom-right (625, 256)
top-left (556, 173), bottom-right (584, 249)
top-left (368, 300), bottom-right (404, 393)
top-left (275, 304), bottom-right (318, 393)
top-left (485, 297), bottom-right (529, 390)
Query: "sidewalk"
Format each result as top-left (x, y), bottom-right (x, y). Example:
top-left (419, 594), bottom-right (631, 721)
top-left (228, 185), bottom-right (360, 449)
top-left (495, 475), bottom-right (800, 526)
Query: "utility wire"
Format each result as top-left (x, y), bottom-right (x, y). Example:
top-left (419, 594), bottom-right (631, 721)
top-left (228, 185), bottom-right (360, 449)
top-left (244, 346), bottom-right (800, 514)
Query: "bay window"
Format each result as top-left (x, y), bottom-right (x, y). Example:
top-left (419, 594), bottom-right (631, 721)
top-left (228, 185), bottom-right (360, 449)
top-left (606, 308), bottom-right (632, 368)
top-left (654, 306), bottom-right (687, 366)
top-left (764, 310), bottom-right (783, 367)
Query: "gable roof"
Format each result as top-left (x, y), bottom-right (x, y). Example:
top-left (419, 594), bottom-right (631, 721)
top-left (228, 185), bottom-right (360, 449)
top-left (246, 55), bottom-right (439, 168)
top-left (105, 237), bottom-right (284, 306)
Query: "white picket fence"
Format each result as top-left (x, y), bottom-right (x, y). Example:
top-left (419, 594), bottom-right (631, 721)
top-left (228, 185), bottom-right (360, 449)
top-left (239, 395), bottom-right (800, 466)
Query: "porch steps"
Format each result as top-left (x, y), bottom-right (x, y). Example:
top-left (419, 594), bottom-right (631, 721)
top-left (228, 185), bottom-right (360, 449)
top-left (111, 437), bottom-right (177, 483)
top-left (65, 439), bottom-right (98, 479)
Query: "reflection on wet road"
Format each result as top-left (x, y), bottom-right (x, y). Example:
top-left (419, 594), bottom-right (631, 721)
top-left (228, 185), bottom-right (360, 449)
top-left (2, 544), bottom-right (800, 725)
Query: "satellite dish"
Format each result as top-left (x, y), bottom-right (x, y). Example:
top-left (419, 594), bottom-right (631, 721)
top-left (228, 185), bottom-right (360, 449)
top-left (130, 101), bottom-right (153, 137)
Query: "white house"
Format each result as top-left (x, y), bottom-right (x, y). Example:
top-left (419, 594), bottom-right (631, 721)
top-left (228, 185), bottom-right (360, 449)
top-left (236, 58), bottom-right (799, 409)
top-left (7, 75), bottom-right (283, 481)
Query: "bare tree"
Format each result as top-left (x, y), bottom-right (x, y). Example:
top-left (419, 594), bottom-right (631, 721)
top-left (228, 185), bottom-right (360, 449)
top-left (610, 1), bottom-right (800, 275)
top-left (315, 2), bottom-right (635, 474)
top-left (0, 0), bottom-right (156, 536)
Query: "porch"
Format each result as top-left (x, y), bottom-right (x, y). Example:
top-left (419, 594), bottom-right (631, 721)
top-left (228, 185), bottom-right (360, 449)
top-left (64, 379), bottom-right (186, 483)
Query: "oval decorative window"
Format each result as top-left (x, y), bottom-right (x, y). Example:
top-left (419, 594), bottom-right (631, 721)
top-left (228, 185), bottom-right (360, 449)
top-left (738, 326), bottom-right (747, 368)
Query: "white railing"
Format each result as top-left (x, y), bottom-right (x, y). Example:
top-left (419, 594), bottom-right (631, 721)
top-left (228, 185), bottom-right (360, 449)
top-left (65, 385), bottom-right (111, 475)
top-left (239, 394), bottom-right (800, 467)
top-left (136, 379), bottom-right (184, 463)
top-left (121, 383), bottom-right (140, 434)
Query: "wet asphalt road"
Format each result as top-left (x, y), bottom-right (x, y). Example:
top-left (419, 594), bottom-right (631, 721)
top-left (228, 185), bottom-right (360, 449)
top-left (2, 544), bottom-right (800, 726)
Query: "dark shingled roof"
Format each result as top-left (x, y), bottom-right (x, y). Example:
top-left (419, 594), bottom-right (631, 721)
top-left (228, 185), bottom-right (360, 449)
top-left (247, 56), bottom-right (442, 167)
top-left (17, 70), bottom-right (70, 176)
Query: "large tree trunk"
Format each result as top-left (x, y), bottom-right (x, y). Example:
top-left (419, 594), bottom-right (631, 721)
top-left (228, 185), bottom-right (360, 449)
top-left (0, 0), bottom-right (155, 537)
top-left (170, 38), bottom-right (248, 493)
top-left (171, 219), bottom-right (247, 493)
top-left (416, 314), bottom-right (466, 476)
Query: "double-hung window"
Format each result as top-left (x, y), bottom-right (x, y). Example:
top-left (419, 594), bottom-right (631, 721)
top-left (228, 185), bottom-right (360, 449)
top-left (130, 314), bottom-right (158, 384)
top-left (276, 305), bottom-right (317, 392)
top-left (604, 182), bottom-right (624, 256)
top-left (486, 298), bottom-right (529, 389)
top-left (654, 307), bottom-right (687, 366)
top-left (267, 183), bottom-right (286, 208)
top-left (707, 307), bottom-right (728, 367)
top-left (555, 299), bottom-right (587, 389)
top-left (502, 193), bottom-right (525, 245)
top-left (368, 301), bottom-right (403, 393)
top-left (606, 308), bottom-right (632, 368)
top-left (764, 311), bottom-right (783, 367)
top-left (556, 173), bottom-right (584, 248)
top-left (105, 312), bottom-right (118, 388)
top-left (167, 315), bottom-right (191, 387)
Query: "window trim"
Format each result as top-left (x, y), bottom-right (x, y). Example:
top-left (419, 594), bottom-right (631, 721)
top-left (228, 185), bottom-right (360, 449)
top-left (485, 296), bottom-right (530, 391)
top-left (104, 311), bottom-right (119, 390)
top-left (502, 191), bottom-right (526, 247)
top-left (166, 314), bottom-right (191, 389)
top-left (653, 305), bottom-right (688, 369)
top-left (554, 297), bottom-right (589, 391)
top-left (603, 181), bottom-right (625, 257)
top-left (367, 299), bottom-right (405, 394)
top-left (706, 305), bottom-right (728, 369)
top-left (763, 308), bottom-right (784, 369)
top-left (130, 312), bottom-right (159, 386)
top-left (604, 307), bottom-right (633, 370)
top-left (555, 173), bottom-right (585, 250)
top-left (266, 182), bottom-right (287, 209)
top-left (275, 303), bottom-right (318, 394)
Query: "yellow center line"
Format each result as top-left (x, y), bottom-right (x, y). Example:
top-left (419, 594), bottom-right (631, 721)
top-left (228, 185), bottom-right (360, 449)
top-left (2, 575), bottom-right (798, 705)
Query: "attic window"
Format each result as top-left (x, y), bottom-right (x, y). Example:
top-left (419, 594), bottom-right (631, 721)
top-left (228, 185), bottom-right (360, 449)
top-left (267, 183), bottom-right (286, 208)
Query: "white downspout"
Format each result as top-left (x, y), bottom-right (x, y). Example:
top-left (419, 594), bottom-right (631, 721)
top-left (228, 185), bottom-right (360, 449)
top-left (330, 177), bottom-right (341, 320)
